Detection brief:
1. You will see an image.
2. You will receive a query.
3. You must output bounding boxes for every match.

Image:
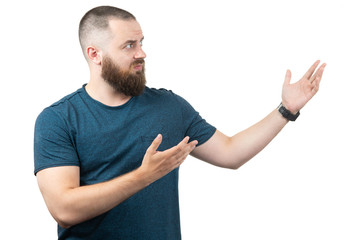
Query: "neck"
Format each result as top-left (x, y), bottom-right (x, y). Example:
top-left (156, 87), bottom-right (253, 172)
top-left (85, 74), bottom-right (132, 107)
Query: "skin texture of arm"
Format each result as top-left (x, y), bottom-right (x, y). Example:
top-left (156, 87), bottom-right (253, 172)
top-left (191, 60), bottom-right (326, 169)
top-left (191, 109), bottom-right (288, 169)
top-left (36, 135), bottom-right (197, 228)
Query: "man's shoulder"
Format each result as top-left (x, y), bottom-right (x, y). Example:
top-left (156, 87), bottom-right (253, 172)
top-left (48, 87), bottom-right (84, 109)
top-left (144, 86), bottom-right (174, 97)
top-left (36, 87), bottom-right (84, 123)
top-left (142, 86), bottom-right (189, 106)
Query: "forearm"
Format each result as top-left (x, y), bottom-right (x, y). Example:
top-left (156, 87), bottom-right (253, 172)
top-left (227, 108), bottom-right (288, 167)
top-left (192, 108), bottom-right (288, 169)
top-left (193, 60), bottom-right (325, 169)
top-left (41, 135), bottom-right (196, 229)
top-left (50, 167), bottom-right (150, 228)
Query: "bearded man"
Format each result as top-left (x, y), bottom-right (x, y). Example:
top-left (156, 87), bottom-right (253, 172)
top-left (34, 6), bottom-right (326, 240)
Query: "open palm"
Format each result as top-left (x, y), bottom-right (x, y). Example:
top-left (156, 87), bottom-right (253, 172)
top-left (281, 60), bottom-right (326, 114)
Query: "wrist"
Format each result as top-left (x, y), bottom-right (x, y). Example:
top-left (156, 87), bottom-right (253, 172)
top-left (281, 101), bottom-right (299, 115)
top-left (134, 165), bottom-right (154, 187)
top-left (133, 166), bottom-right (153, 187)
top-left (277, 102), bottom-right (300, 121)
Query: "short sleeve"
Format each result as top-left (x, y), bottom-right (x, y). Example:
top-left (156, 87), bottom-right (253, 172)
top-left (173, 93), bottom-right (216, 146)
top-left (34, 108), bottom-right (80, 175)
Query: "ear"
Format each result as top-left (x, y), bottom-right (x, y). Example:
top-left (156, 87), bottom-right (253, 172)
top-left (86, 46), bottom-right (102, 65)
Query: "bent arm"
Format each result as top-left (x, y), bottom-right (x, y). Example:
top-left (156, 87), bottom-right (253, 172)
top-left (37, 165), bottom-right (149, 229)
top-left (37, 135), bottom-right (197, 229)
top-left (191, 108), bottom-right (288, 169)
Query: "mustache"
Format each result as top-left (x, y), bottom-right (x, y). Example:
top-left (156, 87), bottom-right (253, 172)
top-left (131, 59), bottom-right (145, 66)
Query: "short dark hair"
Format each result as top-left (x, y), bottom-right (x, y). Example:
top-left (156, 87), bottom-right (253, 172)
top-left (79, 6), bottom-right (136, 57)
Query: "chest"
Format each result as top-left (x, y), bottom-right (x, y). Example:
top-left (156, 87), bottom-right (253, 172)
top-left (68, 103), bottom-right (185, 184)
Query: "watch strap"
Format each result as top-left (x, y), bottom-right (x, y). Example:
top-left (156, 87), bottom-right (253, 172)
top-left (277, 103), bottom-right (300, 121)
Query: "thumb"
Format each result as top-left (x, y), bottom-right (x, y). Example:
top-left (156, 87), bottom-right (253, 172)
top-left (283, 69), bottom-right (292, 85)
top-left (147, 134), bottom-right (162, 154)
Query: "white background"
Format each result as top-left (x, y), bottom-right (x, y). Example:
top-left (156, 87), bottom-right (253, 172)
top-left (1, 0), bottom-right (359, 239)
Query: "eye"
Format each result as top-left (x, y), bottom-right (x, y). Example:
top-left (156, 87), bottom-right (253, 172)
top-left (125, 43), bottom-right (134, 49)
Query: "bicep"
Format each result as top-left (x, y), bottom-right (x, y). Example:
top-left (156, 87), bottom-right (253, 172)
top-left (191, 130), bottom-right (234, 169)
top-left (36, 166), bottom-right (80, 213)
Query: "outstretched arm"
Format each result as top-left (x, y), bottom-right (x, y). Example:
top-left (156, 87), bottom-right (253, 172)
top-left (191, 60), bottom-right (326, 169)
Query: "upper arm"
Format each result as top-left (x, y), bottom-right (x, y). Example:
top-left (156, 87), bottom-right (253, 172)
top-left (34, 108), bottom-right (80, 175)
top-left (36, 166), bottom-right (80, 220)
top-left (191, 130), bottom-right (236, 169)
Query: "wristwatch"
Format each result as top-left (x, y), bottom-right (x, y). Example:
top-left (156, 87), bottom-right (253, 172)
top-left (277, 103), bottom-right (300, 121)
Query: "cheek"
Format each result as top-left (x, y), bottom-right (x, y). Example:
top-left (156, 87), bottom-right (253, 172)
top-left (116, 58), bottom-right (133, 69)
top-left (107, 51), bottom-right (132, 67)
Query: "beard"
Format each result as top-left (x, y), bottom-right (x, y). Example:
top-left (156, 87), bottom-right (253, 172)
top-left (101, 56), bottom-right (146, 97)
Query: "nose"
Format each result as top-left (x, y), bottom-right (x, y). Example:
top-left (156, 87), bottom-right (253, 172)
top-left (134, 46), bottom-right (146, 59)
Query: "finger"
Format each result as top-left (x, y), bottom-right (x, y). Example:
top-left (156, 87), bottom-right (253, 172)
top-left (176, 154), bottom-right (188, 167)
top-left (178, 136), bottom-right (190, 146)
top-left (177, 138), bottom-right (198, 153)
top-left (303, 60), bottom-right (320, 80)
top-left (187, 140), bottom-right (198, 153)
top-left (173, 141), bottom-right (199, 163)
top-left (166, 138), bottom-right (195, 161)
top-left (175, 139), bottom-right (198, 156)
top-left (311, 64), bottom-right (326, 93)
top-left (146, 134), bottom-right (162, 154)
top-left (310, 63), bottom-right (326, 84)
top-left (164, 137), bottom-right (198, 160)
top-left (174, 136), bottom-right (192, 156)
top-left (162, 136), bottom-right (190, 157)
top-left (189, 140), bottom-right (199, 149)
top-left (283, 69), bottom-right (292, 85)
top-left (175, 142), bottom-right (197, 165)
top-left (311, 77), bottom-right (320, 93)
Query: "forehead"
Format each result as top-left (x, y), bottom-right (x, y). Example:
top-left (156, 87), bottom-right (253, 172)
top-left (108, 19), bottom-right (143, 42)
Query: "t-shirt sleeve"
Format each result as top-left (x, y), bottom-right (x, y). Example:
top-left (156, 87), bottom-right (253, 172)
top-left (34, 108), bottom-right (80, 175)
top-left (173, 92), bottom-right (216, 146)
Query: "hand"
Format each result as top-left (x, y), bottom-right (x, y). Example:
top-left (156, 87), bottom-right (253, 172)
top-left (139, 134), bottom-right (198, 183)
top-left (282, 60), bottom-right (326, 113)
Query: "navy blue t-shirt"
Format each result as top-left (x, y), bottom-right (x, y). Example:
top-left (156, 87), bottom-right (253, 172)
top-left (34, 86), bottom-right (216, 240)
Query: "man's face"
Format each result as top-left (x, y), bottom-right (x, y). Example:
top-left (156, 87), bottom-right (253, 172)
top-left (101, 19), bottom-right (147, 96)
